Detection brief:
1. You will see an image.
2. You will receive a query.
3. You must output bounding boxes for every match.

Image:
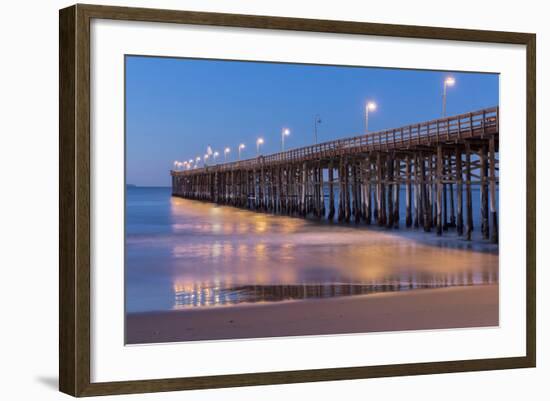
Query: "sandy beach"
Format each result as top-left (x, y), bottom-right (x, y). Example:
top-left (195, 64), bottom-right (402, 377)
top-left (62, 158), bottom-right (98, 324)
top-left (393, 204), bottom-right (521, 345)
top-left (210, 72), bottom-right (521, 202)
top-left (126, 284), bottom-right (498, 344)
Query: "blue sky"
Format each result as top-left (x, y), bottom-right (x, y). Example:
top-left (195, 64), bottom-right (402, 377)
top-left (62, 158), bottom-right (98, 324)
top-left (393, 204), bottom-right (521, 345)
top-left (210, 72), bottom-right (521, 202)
top-left (126, 56), bottom-right (498, 186)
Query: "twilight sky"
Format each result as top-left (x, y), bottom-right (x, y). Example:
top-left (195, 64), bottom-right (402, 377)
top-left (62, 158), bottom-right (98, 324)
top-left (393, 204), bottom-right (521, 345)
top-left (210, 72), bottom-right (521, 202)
top-left (125, 56), bottom-right (498, 186)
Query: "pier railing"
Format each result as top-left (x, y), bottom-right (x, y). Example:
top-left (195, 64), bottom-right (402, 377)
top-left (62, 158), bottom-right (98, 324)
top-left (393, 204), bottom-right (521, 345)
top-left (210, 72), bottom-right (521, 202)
top-left (172, 107), bottom-right (498, 175)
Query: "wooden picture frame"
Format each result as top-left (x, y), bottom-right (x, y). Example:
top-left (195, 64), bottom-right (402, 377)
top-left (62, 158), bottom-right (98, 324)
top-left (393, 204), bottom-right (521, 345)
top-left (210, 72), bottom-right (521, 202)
top-left (59, 3), bottom-right (536, 397)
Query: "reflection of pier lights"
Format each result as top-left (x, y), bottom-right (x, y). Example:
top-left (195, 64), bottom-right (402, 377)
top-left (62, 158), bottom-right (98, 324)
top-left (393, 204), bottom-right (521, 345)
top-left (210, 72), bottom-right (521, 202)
top-left (173, 282), bottom-right (228, 309)
top-left (173, 281), bottom-right (501, 310)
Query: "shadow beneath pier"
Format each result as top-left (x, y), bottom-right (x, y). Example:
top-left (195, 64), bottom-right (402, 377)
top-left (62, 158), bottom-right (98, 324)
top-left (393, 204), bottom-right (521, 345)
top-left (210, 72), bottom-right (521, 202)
top-left (285, 213), bottom-right (499, 254)
top-left (170, 194), bottom-right (498, 255)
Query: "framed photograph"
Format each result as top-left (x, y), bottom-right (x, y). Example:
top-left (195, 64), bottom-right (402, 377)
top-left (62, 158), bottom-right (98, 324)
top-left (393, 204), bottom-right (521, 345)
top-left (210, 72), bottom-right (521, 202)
top-left (59, 4), bottom-right (536, 397)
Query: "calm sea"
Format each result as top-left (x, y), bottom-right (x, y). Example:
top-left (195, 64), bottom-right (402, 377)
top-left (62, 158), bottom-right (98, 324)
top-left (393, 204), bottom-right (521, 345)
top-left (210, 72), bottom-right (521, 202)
top-left (125, 186), bottom-right (498, 313)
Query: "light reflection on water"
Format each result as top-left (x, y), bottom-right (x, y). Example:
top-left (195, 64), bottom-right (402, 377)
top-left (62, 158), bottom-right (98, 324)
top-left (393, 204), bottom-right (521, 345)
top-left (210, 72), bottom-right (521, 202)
top-left (125, 187), bottom-right (498, 313)
top-left (173, 279), bottom-right (496, 309)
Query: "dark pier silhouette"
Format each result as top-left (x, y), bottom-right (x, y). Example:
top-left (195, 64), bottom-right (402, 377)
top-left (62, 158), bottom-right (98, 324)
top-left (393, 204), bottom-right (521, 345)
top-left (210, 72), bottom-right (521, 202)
top-left (171, 107), bottom-right (499, 243)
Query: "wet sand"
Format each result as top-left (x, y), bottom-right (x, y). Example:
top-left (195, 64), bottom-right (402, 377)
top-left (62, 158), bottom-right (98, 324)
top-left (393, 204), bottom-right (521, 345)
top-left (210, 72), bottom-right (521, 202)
top-left (126, 284), bottom-right (498, 344)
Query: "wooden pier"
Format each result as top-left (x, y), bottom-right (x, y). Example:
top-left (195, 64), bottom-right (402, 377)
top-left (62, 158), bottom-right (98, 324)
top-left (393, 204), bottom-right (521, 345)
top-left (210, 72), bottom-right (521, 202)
top-left (171, 107), bottom-right (499, 243)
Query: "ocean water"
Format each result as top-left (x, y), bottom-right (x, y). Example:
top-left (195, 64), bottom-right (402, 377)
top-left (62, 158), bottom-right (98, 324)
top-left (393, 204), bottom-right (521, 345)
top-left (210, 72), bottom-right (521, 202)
top-left (125, 187), bottom-right (498, 313)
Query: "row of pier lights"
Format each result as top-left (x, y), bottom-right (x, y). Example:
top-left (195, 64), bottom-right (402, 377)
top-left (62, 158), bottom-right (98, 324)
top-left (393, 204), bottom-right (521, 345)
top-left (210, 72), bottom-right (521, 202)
top-left (173, 77), bottom-right (456, 171)
top-left (173, 127), bottom-right (291, 171)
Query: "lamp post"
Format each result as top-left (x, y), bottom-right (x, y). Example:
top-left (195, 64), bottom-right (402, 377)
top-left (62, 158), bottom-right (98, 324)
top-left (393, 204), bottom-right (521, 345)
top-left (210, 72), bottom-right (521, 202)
top-left (365, 101), bottom-right (377, 134)
top-left (204, 154), bottom-right (209, 167)
top-left (195, 156), bottom-right (201, 168)
top-left (224, 147), bottom-right (230, 162)
top-left (314, 115), bottom-right (321, 144)
top-left (256, 137), bottom-right (264, 156)
top-left (281, 128), bottom-right (290, 151)
top-left (442, 76), bottom-right (455, 117)
top-left (238, 143), bottom-right (245, 160)
top-left (213, 151), bottom-right (219, 164)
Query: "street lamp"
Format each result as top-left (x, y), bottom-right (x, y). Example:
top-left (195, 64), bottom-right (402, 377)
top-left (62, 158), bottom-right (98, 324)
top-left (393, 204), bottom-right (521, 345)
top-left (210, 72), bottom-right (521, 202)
top-left (238, 143), bottom-right (245, 160)
top-left (213, 151), bottom-right (219, 163)
top-left (224, 147), bottom-right (230, 162)
top-left (256, 137), bottom-right (264, 156)
top-left (442, 76), bottom-right (455, 117)
top-left (365, 101), bottom-right (377, 134)
top-left (204, 154), bottom-right (209, 166)
top-left (281, 128), bottom-right (290, 151)
top-left (314, 115), bottom-right (322, 144)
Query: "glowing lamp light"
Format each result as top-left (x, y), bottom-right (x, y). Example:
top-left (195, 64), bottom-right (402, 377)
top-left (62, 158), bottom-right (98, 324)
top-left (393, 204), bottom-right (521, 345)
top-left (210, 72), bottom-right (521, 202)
top-left (223, 147), bottom-right (231, 162)
top-left (442, 77), bottom-right (456, 117)
top-left (281, 128), bottom-right (291, 151)
top-left (256, 137), bottom-right (264, 155)
top-left (238, 143), bottom-right (245, 160)
top-left (365, 101), bottom-right (377, 133)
